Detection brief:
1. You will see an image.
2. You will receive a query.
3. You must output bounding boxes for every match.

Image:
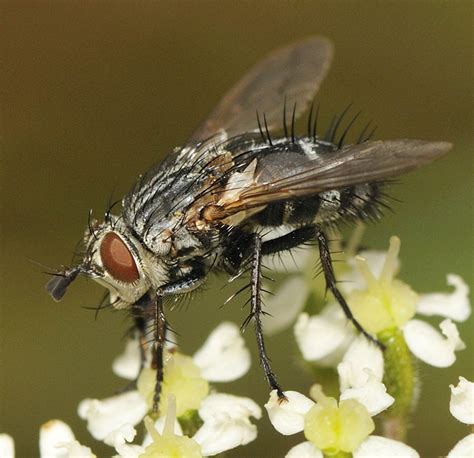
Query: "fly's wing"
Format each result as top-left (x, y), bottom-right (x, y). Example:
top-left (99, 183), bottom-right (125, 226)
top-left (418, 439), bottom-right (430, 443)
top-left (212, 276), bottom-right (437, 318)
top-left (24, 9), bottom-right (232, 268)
top-left (189, 36), bottom-right (334, 143)
top-left (210, 140), bottom-right (452, 218)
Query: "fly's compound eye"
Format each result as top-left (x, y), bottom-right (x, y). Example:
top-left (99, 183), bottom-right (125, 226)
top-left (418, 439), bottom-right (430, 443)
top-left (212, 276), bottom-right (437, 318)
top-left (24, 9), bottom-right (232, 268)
top-left (100, 232), bottom-right (139, 283)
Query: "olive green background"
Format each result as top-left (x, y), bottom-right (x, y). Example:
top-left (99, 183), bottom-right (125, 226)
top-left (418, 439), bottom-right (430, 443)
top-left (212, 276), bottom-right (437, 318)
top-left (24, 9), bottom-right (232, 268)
top-left (1, 1), bottom-right (473, 456)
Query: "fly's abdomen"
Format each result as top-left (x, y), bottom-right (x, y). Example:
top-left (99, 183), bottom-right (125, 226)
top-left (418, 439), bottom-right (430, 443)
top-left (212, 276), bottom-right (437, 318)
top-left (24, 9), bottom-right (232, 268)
top-left (252, 182), bottom-right (383, 227)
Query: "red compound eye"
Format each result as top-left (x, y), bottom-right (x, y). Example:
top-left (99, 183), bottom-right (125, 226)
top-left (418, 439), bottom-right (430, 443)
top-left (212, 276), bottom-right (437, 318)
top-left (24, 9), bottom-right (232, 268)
top-left (100, 232), bottom-right (139, 283)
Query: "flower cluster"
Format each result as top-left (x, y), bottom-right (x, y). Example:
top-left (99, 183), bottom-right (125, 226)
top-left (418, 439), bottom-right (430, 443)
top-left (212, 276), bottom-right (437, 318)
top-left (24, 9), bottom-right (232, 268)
top-left (0, 234), bottom-right (471, 457)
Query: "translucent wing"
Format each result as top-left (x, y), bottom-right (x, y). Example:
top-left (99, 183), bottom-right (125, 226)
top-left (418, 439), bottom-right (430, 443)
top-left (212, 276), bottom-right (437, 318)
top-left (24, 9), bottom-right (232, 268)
top-left (208, 140), bottom-right (452, 219)
top-left (189, 36), bottom-right (334, 142)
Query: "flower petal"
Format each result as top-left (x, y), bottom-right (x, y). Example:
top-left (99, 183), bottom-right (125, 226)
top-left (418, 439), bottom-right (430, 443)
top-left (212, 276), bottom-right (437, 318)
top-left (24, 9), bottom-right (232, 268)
top-left (198, 393), bottom-right (261, 422)
top-left (294, 309), bottom-right (353, 365)
top-left (193, 393), bottom-right (261, 456)
top-left (416, 274), bottom-right (471, 322)
top-left (337, 335), bottom-right (384, 391)
top-left (448, 433), bottom-right (474, 458)
top-left (353, 435), bottom-right (419, 458)
top-left (261, 277), bottom-right (309, 336)
top-left (265, 390), bottom-right (315, 435)
top-left (0, 434), bottom-right (14, 458)
top-left (403, 319), bottom-right (465, 367)
top-left (193, 416), bottom-right (256, 456)
top-left (285, 441), bottom-right (323, 458)
top-left (340, 375), bottom-right (394, 416)
top-left (450, 377), bottom-right (474, 424)
top-left (112, 339), bottom-right (141, 381)
top-left (39, 420), bottom-right (94, 458)
top-left (78, 391), bottom-right (148, 445)
top-left (105, 424), bottom-right (136, 450)
top-left (114, 443), bottom-right (145, 458)
top-left (193, 322), bottom-right (251, 382)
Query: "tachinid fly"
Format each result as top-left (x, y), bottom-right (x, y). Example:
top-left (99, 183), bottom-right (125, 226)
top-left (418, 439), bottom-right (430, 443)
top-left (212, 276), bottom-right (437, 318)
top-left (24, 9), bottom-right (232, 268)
top-left (46, 37), bottom-right (452, 411)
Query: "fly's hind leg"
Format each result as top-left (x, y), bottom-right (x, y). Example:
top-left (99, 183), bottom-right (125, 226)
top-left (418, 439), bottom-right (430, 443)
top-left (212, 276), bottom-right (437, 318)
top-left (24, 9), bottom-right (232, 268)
top-left (315, 226), bottom-right (384, 350)
top-left (261, 224), bottom-right (383, 349)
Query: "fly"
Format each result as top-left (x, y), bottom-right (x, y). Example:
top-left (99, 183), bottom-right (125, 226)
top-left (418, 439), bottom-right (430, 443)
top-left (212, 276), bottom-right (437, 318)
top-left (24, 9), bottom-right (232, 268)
top-left (46, 36), bottom-right (452, 411)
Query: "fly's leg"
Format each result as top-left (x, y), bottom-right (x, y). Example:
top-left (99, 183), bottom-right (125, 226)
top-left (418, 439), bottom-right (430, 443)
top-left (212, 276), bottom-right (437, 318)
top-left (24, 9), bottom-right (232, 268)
top-left (261, 225), bottom-right (317, 256)
top-left (152, 294), bottom-right (166, 413)
top-left (151, 262), bottom-right (207, 413)
top-left (261, 225), bottom-right (383, 349)
top-left (315, 226), bottom-right (384, 350)
top-left (246, 233), bottom-right (286, 399)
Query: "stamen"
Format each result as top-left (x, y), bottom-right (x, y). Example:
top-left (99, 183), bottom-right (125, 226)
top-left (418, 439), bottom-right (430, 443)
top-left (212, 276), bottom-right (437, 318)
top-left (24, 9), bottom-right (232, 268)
top-left (144, 416), bottom-right (161, 442)
top-left (309, 384), bottom-right (331, 406)
top-left (380, 236), bottom-right (401, 285)
top-left (355, 255), bottom-right (377, 288)
top-left (163, 394), bottom-right (177, 436)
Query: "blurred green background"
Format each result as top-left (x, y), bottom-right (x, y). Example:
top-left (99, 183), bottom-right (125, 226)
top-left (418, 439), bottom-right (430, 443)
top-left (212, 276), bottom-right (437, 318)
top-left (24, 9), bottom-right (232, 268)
top-left (1, 1), bottom-right (472, 456)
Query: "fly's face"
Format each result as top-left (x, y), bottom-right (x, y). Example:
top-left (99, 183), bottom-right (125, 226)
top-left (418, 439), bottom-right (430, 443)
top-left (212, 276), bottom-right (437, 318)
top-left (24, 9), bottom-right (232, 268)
top-left (47, 216), bottom-right (168, 308)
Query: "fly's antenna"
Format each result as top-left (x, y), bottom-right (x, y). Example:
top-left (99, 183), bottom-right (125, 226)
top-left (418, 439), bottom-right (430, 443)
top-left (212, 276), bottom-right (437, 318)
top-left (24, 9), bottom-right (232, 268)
top-left (338, 110), bottom-right (362, 148)
top-left (283, 95), bottom-right (288, 138)
top-left (88, 209), bottom-right (98, 241)
top-left (263, 112), bottom-right (273, 146)
top-left (291, 102), bottom-right (297, 143)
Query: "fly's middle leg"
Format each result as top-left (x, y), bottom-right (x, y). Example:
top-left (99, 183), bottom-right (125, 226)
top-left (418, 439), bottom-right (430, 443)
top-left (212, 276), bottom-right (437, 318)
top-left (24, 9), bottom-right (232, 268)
top-left (246, 233), bottom-right (286, 400)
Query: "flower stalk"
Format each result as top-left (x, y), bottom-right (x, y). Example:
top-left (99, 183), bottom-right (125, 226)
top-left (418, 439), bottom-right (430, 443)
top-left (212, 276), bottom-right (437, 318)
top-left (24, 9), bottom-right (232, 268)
top-left (379, 328), bottom-right (415, 441)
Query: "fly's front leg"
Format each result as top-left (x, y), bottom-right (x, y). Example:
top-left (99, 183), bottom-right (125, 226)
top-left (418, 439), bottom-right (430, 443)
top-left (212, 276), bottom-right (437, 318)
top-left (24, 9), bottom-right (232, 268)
top-left (248, 234), bottom-right (286, 399)
top-left (315, 226), bottom-right (384, 350)
top-left (152, 294), bottom-right (166, 414)
top-left (151, 261), bottom-right (207, 413)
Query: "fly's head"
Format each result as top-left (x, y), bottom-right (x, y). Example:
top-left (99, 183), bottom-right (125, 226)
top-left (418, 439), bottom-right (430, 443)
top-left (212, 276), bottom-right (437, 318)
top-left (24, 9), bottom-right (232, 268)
top-left (46, 215), bottom-right (169, 308)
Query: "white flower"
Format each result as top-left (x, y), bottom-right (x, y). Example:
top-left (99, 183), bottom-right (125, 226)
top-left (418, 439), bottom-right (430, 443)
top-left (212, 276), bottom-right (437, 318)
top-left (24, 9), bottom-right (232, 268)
top-left (353, 435), bottom-right (419, 458)
top-left (140, 393), bottom-right (262, 457)
top-left (449, 377), bottom-right (474, 424)
top-left (294, 237), bottom-right (469, 369)
top-left (403, 319), bottom-right (466, 368)
top-left (193, 393), bottom-right (262, 456)
top-left (294, 305), bottom-right (354, 366)
top-left (265, 385), bottom-right (416, 457)
top-left (337, 335), bottom-right (384, 391)
top-left (78, 391), bottom-right (147, 446)
top-left (447, 377), bottom-right (474, 457)
top-left (448, 434), bottom-right (474, 458)
top-left (113, 321), bottom-right (250, 383)
top-left (0, 434), bottom-right (15, 458)
top-left (416, 274), bottom-right (471, 322)
top-left (39, 420), bottom-right (95, 458)
top-left (79, 321), bottom-right (256, 456)
top-left (193, 322), bottom-right (251, 382)
top-left (265, 390), bottom-right (315, 435)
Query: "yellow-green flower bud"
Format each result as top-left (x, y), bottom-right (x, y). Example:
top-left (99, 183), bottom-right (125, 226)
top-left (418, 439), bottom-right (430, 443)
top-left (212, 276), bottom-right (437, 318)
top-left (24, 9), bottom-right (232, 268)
top-left (140, 411), bottom-right (202, 458)
top-left (304, 385), bottom-right (374, 455)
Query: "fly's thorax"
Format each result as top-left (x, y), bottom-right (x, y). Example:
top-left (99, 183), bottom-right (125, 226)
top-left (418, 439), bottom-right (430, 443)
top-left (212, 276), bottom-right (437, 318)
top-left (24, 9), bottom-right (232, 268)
top-left (82, 216), bottom-right (169, 308)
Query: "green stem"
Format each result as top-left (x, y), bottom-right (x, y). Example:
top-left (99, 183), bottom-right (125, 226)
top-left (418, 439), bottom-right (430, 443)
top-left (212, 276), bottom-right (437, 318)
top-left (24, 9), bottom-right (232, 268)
top-left (378, 328), bottom-right (416, 441)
